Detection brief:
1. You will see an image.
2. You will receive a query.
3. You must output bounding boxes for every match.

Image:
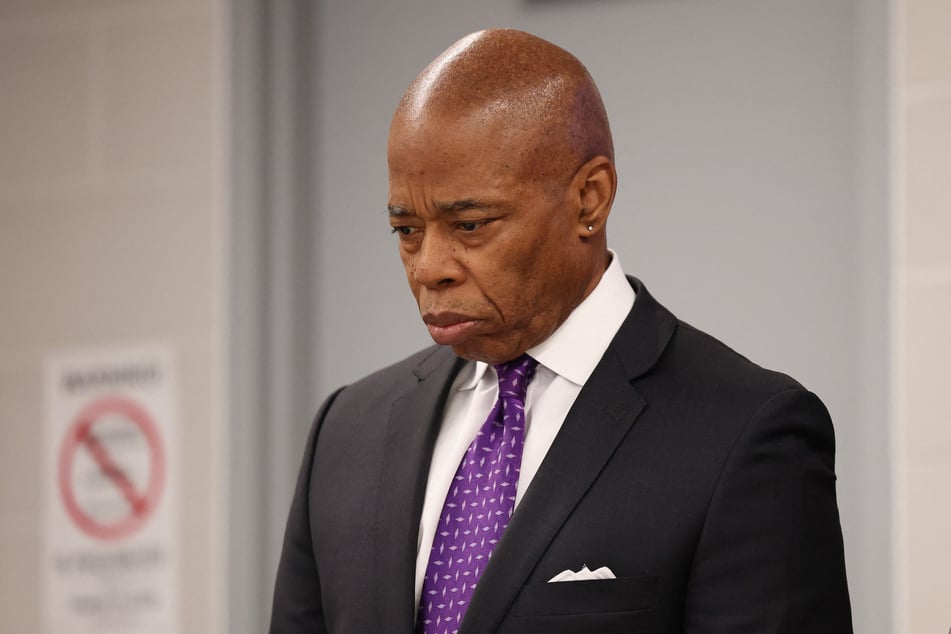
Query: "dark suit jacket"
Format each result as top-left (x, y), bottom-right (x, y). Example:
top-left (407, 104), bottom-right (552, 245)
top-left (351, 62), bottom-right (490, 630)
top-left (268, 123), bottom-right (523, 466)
top-left (270, 278), bottom-right (852, 633)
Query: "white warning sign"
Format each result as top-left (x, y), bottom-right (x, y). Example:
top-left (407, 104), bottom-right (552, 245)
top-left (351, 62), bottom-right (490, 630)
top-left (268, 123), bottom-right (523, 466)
top-left (44, 346), bottom-right (178, 634)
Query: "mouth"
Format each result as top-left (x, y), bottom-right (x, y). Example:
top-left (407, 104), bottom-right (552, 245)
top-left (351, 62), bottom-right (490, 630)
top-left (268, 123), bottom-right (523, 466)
top-left (422, 312), bottom-right (482, 346)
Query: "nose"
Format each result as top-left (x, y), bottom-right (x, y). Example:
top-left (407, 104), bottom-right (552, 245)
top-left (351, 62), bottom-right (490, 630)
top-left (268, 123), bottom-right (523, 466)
top-left (412, 230), bottom-right (462, 288)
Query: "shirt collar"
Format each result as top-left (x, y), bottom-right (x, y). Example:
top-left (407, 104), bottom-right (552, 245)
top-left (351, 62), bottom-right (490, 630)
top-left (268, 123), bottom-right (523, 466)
top-left (456, 249), bottom-right (635, 390)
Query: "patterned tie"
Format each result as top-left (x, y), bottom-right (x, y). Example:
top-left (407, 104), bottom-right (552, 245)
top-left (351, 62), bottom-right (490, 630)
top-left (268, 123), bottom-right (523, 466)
top-left (416, 354), bottom-right (539, 634)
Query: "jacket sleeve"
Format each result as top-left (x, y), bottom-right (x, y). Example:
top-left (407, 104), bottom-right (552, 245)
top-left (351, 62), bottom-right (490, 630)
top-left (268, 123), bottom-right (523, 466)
top-left (683, 388), bottom-right (853, 632)
top-left (269, 389), bottom-right (344, 634)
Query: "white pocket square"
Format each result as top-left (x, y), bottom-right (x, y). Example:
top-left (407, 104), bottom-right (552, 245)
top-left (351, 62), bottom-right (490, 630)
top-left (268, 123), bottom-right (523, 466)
top-left (548, 564), bottom-right (616, 582)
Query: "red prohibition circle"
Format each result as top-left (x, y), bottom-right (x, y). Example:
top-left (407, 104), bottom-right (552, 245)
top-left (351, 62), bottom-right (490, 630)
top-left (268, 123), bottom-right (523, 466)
top-left (58, 395), bottom-right (165, 541)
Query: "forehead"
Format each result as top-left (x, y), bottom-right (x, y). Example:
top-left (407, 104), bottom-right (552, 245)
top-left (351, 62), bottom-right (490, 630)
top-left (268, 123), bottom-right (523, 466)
top-left (388, 112), bottom-right (542, 185)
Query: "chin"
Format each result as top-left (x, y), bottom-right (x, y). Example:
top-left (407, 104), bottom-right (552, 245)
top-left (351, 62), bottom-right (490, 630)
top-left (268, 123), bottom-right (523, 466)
top-left (450, 345), bottom-right (492, 363)
top-left (451, 343), bottom-right (520, 365)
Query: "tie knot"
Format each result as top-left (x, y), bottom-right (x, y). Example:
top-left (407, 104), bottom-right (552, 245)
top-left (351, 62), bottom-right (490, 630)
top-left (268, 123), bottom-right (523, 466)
top-left (493, 354), bottom-right (538, 401)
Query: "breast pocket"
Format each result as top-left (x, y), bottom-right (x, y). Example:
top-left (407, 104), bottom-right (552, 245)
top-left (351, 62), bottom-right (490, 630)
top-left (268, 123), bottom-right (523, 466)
top-left (499, 574), bottom-right (658, 634)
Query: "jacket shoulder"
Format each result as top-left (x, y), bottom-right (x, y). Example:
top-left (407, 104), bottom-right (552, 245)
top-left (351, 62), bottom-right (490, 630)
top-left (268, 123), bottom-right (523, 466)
top-left (322, 345), bottom-right (459, 419)
top-left (667, 320), bottom-right (805, 396)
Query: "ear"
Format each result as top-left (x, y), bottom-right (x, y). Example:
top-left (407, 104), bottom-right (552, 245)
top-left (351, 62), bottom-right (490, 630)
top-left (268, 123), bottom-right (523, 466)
top-left (570, 155), bottom-right (617, 238)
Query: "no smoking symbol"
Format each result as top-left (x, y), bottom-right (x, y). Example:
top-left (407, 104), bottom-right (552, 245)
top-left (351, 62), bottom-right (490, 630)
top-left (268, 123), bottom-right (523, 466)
top-left (58, 396), bottom-right (165, 541)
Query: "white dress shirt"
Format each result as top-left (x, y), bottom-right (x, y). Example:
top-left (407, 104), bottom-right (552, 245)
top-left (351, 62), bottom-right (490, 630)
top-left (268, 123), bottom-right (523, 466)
top-left (413, 250), bottom-right (636, 605)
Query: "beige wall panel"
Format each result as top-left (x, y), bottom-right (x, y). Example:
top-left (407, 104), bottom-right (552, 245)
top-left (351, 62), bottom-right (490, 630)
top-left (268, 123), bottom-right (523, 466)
top-left (174, 333), bottom-right (219, 632)
top-left (0, 30), bottom-right (89, 184)
top-left (0, 356), bottom-right (42, 515)
top-left (897, 0), bottom-right (951, 629)
top-left (0, 337), bottom-right (220, 634)
top-left (902, 284), bottom-right (951, 463)
top-left (0, 2), bottom-right (207, 23)
top-left (0, 184), bottom-right (214, 342)
top-left (100, 15), bottom-right (212, 175)
top-left (0, 172), bottom-right (219, 634)
top-left (904, 463), bottom-right (951, 633)
top-left (904, 99), bottom-right (951, 268)
top-left (0, 0), bottom-right (224, 632)
top-left (0, 0), bottom-right (108, 17)
top-left (0, 0), bottom-right (45, 16)
top-left (0, 518), bottom-right (41, 633)
top-left (903, 0), bottom-right (951, 84)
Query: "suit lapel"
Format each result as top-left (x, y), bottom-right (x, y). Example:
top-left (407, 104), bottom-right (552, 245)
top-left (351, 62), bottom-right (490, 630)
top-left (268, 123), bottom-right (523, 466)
top-left (460, 278), bottom-right (678, 634)
top-left (374, 347), bottom-right (465, 633)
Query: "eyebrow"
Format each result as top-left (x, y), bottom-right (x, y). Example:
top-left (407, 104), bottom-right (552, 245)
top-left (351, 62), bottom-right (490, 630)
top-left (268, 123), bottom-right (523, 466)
top-left (387, 199), bottom-right (494, 217)
top-left (437, 199), bottom-right (489, 213)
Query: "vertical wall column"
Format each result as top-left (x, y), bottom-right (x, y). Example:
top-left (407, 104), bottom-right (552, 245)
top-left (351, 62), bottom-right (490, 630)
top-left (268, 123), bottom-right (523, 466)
top-left (893, 0), bottom-right (951, 631)
top-left (228, 1), bottom-right (319, 632)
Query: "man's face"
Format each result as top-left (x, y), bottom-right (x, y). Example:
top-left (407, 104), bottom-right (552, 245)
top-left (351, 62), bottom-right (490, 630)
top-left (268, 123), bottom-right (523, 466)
top-left (387, 115), bottom-right (595, 364)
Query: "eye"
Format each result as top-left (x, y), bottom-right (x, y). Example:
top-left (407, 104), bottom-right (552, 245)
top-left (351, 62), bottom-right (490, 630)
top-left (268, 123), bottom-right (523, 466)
top-left (390, 226), bottom-right (416, 236)
top-left (457, 220), bottom-right (493, 233)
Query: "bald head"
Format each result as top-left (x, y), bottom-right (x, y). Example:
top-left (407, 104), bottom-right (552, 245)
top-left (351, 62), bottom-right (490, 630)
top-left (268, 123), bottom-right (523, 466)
top-left (392, 29), bottom-right (613, 182)
top-left (387, 30), bottom-right (618, 363)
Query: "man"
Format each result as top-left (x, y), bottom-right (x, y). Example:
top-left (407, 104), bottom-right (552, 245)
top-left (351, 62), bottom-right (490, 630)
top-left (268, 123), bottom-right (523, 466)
top-left (271, 29), bottom-right (852, 633)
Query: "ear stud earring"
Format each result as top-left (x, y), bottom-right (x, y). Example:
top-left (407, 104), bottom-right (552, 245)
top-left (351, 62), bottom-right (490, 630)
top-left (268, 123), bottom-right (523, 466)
top-left (587, 225), bottom-right (594, 232)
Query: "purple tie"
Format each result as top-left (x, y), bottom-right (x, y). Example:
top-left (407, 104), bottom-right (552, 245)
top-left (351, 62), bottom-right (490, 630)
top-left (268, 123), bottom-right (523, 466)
top-left (416, 354), bottom-right (539, 634)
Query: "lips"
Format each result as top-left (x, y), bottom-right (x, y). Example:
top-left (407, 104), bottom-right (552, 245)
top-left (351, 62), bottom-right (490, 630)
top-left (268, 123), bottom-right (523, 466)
top-left (422, 312), bottom-right (482, 346)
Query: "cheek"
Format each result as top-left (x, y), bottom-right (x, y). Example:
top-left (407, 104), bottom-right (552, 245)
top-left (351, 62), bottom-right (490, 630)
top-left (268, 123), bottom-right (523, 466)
top-left (398, 248), bottom-right (415, 274)
top-left (484, 273), bottom-right (544, 322)
top-left (398, 253), bottom-right (420, 292)
top-left (474, 239), bottom-right (545, 303)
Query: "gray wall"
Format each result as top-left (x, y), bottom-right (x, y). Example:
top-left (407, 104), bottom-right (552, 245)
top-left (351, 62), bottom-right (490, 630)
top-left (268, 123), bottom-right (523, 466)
top-left (293, 0), bottom-right (890, 631)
